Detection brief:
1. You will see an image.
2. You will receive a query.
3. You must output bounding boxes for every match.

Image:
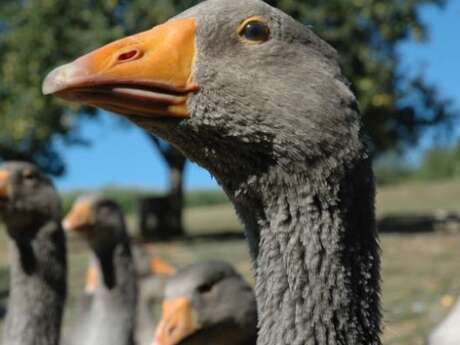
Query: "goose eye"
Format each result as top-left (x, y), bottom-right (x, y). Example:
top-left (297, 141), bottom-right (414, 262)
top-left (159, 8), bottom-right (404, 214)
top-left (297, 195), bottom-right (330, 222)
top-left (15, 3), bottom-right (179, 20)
top-left (22, 169), bottom-right (36, 180)
top-left (197, 282), bottom-right (214, 294)
top-left (239, 19), bottom-right (270, 43)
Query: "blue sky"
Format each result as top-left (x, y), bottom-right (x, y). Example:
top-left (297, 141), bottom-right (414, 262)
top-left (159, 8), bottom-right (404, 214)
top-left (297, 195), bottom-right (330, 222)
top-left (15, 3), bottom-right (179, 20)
top-left (56, 1), bottom-right (460, 191)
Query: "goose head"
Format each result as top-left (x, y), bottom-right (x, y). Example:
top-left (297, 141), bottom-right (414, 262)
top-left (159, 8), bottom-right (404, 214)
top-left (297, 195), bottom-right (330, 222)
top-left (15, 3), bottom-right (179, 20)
top-left (43, 0), bottom-right (360, 189)
top-left (64, 195), bottom-right (129, 288)
top-left (153, 261), bottom-right (257, 345)
top-left (63, 195), bottom-right (127, 254)
top-left (0, 161), bottom-right (60, 232)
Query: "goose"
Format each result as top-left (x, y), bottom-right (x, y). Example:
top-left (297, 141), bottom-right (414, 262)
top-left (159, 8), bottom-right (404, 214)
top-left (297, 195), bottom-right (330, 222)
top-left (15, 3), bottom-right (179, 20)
top-left (81, 244), bottom-right (175, 293)
top-left (75, 221), bottom-right (175, 345)
top-left (63, 195), bottom-right (137, 345)
top-left (79, 243), bottom-right (175, 345)
top-left (152, 261), bottom-right (257, 345)
top-left (132, 244), bottom-right (176, 345)
top-left (43, 0), bottom-right (381, 344)
top-left (0, 161), bottom-right (67, 345)
top-left (428, 298), bottom-right (460, 345)
top-left (132, 245), bottom-right (177, 278)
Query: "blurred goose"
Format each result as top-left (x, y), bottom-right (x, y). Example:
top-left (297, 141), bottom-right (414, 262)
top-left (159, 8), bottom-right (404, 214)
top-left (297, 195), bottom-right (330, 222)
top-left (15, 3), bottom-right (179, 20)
top-left (136, 253), bottom-right (176, 345)
top-left (82, 246), bottom-right (176, 296)
top-left (0, 161), bottom-right (66, 345)
top-left (80, 244), bottom-right (175, 345)
top-left (64, 196), bottom-right (137, 345)
top-left (152, 261), bottom-right (257, 345)
top-left (428, 298), bottom-right (460, 345)
top-left (44, 0), bottom-right (381, 344)
top-left (133, 245), bottom-right (177, 278)
top-left (137, 274), bottom-right (171, 345)
top-left (80, 244), bottom-right (175, 296)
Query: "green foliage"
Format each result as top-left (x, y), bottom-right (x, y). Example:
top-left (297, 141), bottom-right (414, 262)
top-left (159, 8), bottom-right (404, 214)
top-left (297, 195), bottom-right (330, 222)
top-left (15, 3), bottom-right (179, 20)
top-left (0, 0), bottom-right (456, 175)
top-left (375, 141), bottom-right (460, 185)
top-left (185, 190), bottom-right (230, 208)
top-left (374, 153), bottom-right (414, 185)
top-left (415, 141), bottom-right (460, 180)
top-left (0, 0), bottom-right (124, 174)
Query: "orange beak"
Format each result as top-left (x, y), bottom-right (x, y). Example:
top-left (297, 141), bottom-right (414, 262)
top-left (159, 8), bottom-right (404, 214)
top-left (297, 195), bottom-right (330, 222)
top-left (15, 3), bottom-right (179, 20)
top-left (0, 170), bottom-right (11, 200)
top-left (63, 199), bottom-right (94, 232)
top-left (150, 257), bottom-right (177, 276)
top-left (42, 18), bottom-right (199, 118)
top-left (84, 264), bottom-right (99, 294)
top-left (152, 298), bottom-right (200, 345)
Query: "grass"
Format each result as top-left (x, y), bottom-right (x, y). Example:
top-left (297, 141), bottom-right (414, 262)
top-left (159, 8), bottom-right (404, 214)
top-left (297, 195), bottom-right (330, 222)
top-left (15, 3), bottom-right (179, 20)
top-left (1, 179), bottom-right (460, 344)
top-left (61, 188), bottom-right (231, 215)
top-left (376, 178), bottom-right (460, 216)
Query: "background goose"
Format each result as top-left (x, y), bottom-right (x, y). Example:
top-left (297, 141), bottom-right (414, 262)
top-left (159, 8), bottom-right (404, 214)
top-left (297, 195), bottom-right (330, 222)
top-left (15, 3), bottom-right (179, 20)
top-left (153, 261), bottom-right (257, 345)
top-left (64, 195), bottom-right (137, 345)
top-left (76, 218), bottom-right (175, 345)
top-left (137, 274), bottom-right (173, 345)
top-left (44, 0), bottom-right (382, 344)
top-left (428, 298), bottom-right (460, 345)
top-left (81, 244), bottom-right (176, 295)
top-left (133, 246), bottom-right (177, 278)
top-left (80, 246), bottom-right (175, 345)
top-left (0, 161), bottom-right (67, 345)
top-left (74, 214), bottom-right (175, 345)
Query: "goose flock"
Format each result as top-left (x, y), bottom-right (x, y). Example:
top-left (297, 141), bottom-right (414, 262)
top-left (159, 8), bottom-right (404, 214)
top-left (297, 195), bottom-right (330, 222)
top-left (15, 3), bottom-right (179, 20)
top-left (0, 161), bottom-right (256, 345)
top-left (0, 0), bottom-right (455, 344)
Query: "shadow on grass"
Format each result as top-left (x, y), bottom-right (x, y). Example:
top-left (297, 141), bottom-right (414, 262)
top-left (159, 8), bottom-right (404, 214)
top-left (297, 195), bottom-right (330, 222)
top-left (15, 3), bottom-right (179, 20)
top-left (378, 212), bottom-right (460, 233)
top-left (378, 214), bottom-right (436, 233)
top-left (137, 230), bottom-right (245, 244)
top-left (183, 230), bottom-right (245, 242)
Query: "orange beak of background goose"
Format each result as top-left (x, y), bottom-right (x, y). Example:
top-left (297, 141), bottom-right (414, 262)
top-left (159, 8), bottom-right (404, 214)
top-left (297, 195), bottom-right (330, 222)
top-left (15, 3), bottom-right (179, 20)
top-left (42, 18), bottom-right (199, 118)
top-left (0, 170), bottom-right (10, 201)
top-left (152, 297), bottom-right (200, 345)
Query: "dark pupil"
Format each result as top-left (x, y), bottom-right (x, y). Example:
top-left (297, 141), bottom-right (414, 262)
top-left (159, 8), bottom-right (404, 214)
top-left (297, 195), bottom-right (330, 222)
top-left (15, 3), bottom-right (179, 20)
top-left (243, 22), bottom-right (269, 41)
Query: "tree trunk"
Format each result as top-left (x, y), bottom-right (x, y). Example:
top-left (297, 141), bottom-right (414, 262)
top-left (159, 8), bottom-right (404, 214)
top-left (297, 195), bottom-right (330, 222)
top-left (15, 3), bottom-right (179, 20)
top-left (139, 134), bottom-right (186, 240)
top-left (168, 164), bottom-right (184, 236)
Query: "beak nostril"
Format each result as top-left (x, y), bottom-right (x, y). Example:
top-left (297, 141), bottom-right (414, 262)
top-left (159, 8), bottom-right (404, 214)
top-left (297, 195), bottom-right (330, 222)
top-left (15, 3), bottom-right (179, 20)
top-left (117, 49), bottom-right (141, 63)
top-left (167, 325), bottom-right (177, 336)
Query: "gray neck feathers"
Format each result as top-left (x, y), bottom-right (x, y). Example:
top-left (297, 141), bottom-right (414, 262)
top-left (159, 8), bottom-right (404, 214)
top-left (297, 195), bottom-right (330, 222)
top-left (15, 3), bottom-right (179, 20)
top-left (225, 157), bottom-right (381, 345)
top-left (3, 220), bottom-right (67, 345)
top-left (84, 241), bottom-right (137, 345)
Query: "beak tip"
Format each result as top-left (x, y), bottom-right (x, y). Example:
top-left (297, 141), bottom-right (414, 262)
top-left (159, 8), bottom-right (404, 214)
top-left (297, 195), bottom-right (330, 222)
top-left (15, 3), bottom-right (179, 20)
top-left (41, 80), bottom-right (54, 95)
top-left (42, 63), bottom-right (85, 95)
top-left (62, 218), bottom-right (72, 232)
top-left (42, 67), bottom-right (62, 95)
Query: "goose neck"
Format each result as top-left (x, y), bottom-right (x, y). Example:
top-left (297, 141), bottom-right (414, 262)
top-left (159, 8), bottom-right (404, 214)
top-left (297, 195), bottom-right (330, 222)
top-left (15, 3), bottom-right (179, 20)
top-left (226, 159), bottom-right (381, 345)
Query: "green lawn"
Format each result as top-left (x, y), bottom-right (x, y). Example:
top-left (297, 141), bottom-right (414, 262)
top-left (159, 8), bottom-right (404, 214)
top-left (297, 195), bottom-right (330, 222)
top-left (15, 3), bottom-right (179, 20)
top-left (1, 179), bottom-right (460, 344)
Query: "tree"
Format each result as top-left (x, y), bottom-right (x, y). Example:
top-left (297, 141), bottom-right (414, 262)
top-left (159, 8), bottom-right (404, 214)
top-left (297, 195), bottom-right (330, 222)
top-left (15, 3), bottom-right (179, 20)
top-left (147, 135), bottom-right (187, 237)
top-left (0, 0), bottom-right (125, 174)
